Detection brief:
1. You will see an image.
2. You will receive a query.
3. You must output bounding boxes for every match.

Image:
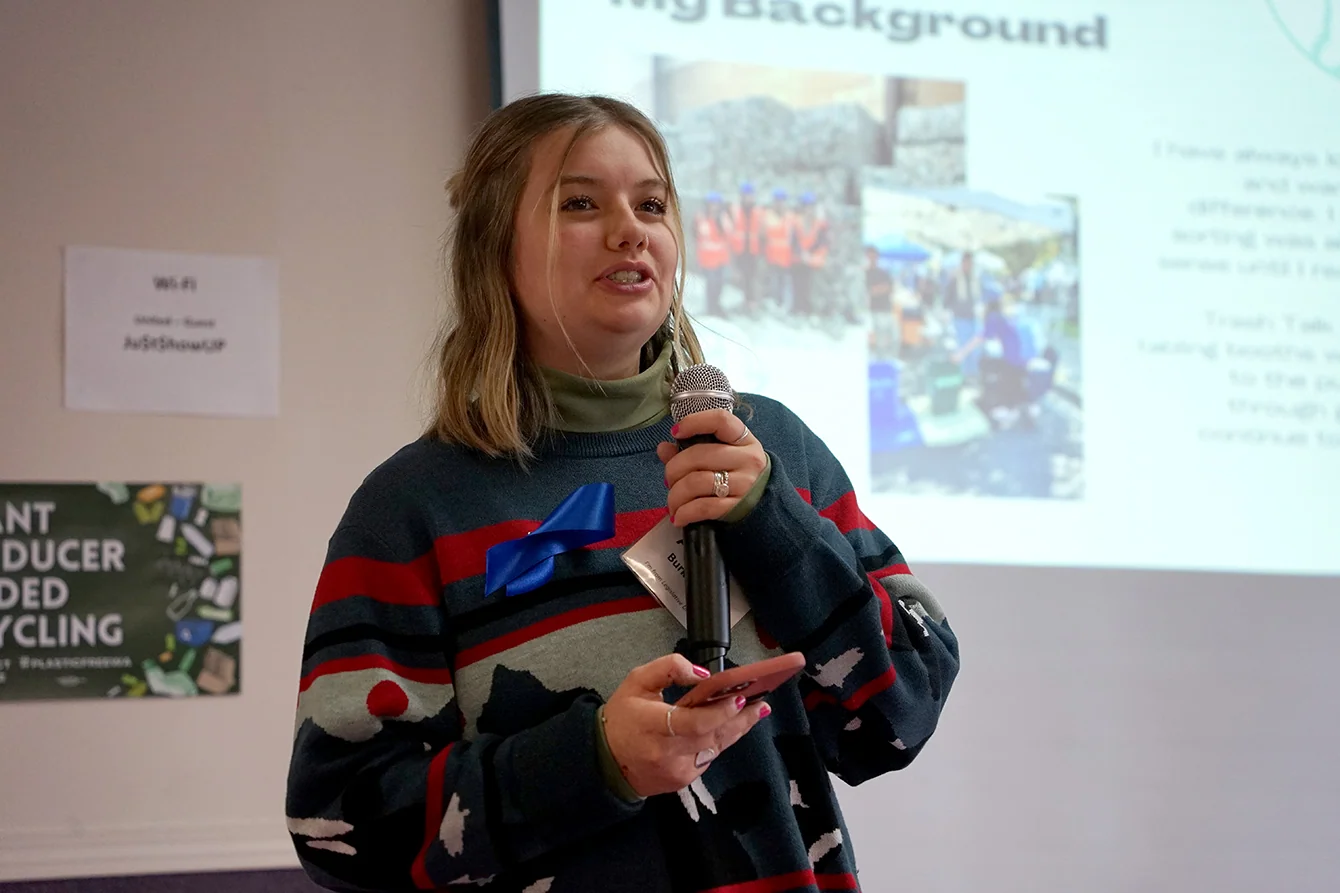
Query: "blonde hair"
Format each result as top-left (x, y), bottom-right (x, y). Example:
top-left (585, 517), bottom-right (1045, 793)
top-left (428, 93), bottom-right (704, 460)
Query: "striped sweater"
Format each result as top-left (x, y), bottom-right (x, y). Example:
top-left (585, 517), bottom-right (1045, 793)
top-left (286, 393), bottom-right (959, 893)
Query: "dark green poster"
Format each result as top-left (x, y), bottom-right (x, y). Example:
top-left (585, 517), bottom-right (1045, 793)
top-left (0, 482), bottom-right (241, 701)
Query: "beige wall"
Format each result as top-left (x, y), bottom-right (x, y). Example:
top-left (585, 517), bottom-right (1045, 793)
top-left (0, 0), bottom-right (489, 880)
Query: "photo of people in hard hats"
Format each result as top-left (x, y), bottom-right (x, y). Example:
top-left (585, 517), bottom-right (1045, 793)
top-left (648, 58), bottom-right (965, 332)
top-left (692, 183), bottom-right (832, 322)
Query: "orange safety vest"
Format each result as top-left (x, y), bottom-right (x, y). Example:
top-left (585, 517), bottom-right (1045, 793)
top-left (795, 217), bottom-right (828, 268)
top-left (729, 204), bottom-right (763, 256)
top-left (694, 213), bottom-right (731, 270)
top-left (763, 208), bottom-right (794, 267)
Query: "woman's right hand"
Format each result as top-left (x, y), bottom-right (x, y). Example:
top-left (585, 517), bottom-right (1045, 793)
top-left (602, 654), bottom-right (772, 798)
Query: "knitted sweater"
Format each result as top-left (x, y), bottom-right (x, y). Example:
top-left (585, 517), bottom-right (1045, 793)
top-left (286, 366), bottom-right (960, 893)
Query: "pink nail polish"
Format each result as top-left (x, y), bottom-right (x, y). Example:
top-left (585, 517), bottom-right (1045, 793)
top-left (758, 703), bottom-right (772, 718)
top-left (671, 424), bottom-right (680, 436)
top-left (735, 696), bottom-right (747, 711)
top-left (692, 665), bottom-right (711, 678)
top-left (664, 477), bottom-right (670, 487)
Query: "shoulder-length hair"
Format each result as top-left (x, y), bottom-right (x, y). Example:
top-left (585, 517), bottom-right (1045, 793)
top-left (428, 93), bottom-right (704, 460)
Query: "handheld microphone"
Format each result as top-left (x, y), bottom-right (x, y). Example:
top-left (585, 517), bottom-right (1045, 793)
top-left (669, 364), bottom-right (736, 674)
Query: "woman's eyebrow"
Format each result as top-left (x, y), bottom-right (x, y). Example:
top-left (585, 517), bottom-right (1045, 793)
top-left (558, 175), bottom-right (667, 190)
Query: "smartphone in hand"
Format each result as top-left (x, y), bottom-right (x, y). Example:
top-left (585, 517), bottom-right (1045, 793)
top-left (675, 652), bottom-right (806, 709)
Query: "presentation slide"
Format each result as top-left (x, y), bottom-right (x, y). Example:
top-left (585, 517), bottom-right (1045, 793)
top-left (500, 0), bottom-right (1339, 576)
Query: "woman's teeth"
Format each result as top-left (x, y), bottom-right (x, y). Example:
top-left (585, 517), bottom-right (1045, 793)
top-left (607, 270), bottom-right (645, 283)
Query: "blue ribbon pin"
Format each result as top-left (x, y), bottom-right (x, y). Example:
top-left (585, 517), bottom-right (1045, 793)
top-left (483, 482), bottom-right (616, 597)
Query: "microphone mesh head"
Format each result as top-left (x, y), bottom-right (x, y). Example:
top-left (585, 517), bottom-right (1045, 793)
top-left (670, 364), bottom-right (736, 423)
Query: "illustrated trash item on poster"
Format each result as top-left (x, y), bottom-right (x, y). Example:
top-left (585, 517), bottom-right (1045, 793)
top-left (0, 482), bottom-right (242, 701)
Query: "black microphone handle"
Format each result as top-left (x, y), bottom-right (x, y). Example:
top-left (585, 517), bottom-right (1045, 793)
top-left (677, 432), bottom-right (732, 673)
top-left (683, 522), bottom-right (730, 673)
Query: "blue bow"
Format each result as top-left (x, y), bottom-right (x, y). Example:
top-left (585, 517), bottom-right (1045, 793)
top-left (484, 482), bottom-right (616, 597)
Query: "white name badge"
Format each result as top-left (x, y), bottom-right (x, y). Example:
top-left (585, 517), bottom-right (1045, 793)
top-left (622, 516), bottom-right (751, 630)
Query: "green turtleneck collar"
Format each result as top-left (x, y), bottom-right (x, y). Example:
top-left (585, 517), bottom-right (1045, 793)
top-left (539, 339), bottom-right (673, 433)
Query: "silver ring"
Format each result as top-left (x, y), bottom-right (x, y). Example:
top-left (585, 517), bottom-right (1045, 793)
top-left (694, 747), bottom-right (717, 768)
top-left (731, 426), bottom-right (751, 445)
top-left (712, 470), bottom-right (730, 498)
top-left (665, 704), bottom-right (678, 738)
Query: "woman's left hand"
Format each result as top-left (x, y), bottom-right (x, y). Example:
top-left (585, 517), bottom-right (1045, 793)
top-left (657, 410), bottom-right (766, 527)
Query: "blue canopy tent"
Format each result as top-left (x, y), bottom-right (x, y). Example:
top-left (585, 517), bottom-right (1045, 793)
top-left (873, 233), bottom-right (931, 263)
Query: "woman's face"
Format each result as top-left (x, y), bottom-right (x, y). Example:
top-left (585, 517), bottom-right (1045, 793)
top-left (511, 125), bottom-right (678, 380)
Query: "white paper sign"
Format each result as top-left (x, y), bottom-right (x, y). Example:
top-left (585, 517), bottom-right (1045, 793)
top-left (64, 246), bottom-right (280, 417)
top-left (621, 516), bottom-right (752, 630)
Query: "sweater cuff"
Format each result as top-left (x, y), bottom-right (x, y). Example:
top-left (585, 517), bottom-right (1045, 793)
top-left (595, 705), bottom-right (645, 803)
top-left (721, 453), bottom-right (772, 525)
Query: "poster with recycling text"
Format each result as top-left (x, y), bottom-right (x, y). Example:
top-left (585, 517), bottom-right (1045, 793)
top-left (0, 482), bottom-right (241, 701)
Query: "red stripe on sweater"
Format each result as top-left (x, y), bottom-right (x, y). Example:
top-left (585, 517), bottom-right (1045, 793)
top-left (866, 573), bottom-right (895, 648)
top-left (607, 505), bottom-right (672, 548)
top-left (434, 507), bottom-right (669, 587)
top-left (802, 666), bottom-right (898, 714)
top-left (310, 553), bottom-right (440, 613)
top-left (803, 688), bottom-right (836, 712)
top-left (410, 743), bottom-right (454, 889)
top-left (455, 595), bottom-right (660, 668)
top-left (298, 655), bottom-right (453, 693)
top-left (865, 564), bottom-right (910, 647)
top-left (317, 489), bottom-right (880, 607)
top-left (434, 519), bottom-right (540, 587)
top-left (817, 490), bottom-right (876, 534)
top-left (699, 870), bottom-right (860, 893)
top-left (845, 666), bottom-right (897, 711)
top-left (794, 488), bottom-right (875, 534)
